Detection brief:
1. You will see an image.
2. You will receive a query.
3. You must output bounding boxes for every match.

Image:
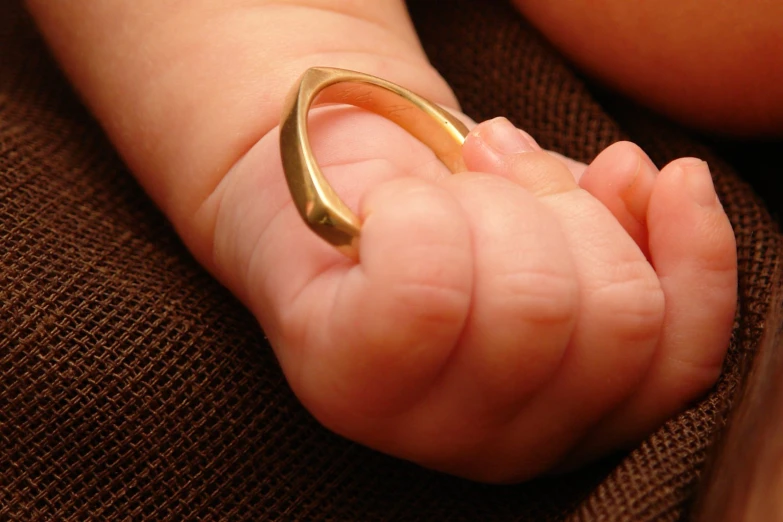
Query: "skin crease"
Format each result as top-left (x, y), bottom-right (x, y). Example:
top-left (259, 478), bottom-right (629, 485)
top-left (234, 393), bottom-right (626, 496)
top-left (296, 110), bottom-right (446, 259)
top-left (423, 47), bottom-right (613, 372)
top-left (513, 0), bottom-right (783, 136)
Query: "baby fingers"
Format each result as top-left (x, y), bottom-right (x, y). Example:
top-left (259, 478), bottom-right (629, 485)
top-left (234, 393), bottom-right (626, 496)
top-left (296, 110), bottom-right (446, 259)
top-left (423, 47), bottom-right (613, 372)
top-left (568, 158), bottom-right (737, 463)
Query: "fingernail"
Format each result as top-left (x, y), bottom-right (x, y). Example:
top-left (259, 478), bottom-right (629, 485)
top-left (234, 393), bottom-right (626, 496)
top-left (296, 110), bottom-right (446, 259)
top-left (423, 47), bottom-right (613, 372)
top-left (479, 117), bottom-right (540, 155)
top-left (681, 159), bottom-right (718, 207)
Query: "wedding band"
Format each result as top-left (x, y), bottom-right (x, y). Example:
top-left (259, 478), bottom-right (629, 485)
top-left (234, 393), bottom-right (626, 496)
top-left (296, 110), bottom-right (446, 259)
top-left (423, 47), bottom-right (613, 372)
top-left (279, 67), bottom-right (470, 260)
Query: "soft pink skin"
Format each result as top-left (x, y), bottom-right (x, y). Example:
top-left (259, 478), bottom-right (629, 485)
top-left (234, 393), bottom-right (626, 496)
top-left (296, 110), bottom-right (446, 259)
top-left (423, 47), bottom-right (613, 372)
top-left (211, 111), bottom-right (737, 481)
top-left (26, 1), bottom-right (738, 482)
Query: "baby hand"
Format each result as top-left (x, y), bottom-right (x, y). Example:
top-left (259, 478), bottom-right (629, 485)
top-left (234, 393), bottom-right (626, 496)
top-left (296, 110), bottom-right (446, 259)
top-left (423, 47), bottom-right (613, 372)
top-left (207, 109), bottom-right (736, 482)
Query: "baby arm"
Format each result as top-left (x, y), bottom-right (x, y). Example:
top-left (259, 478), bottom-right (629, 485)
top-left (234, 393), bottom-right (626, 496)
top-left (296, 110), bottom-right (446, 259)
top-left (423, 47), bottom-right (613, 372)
top-left (26, 0), bottom-right (737, 481)
top-left (24, 0), bottom-right (458, 257)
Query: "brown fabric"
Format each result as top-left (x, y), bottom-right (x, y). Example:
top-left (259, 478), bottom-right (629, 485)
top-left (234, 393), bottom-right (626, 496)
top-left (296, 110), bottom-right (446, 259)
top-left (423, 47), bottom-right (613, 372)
top-left (1, 0), bottom-right (780, 520)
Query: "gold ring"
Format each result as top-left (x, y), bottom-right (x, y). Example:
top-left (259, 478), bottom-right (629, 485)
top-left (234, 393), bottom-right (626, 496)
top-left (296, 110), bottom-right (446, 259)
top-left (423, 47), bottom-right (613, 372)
top-left (279, 67), bottom-right (469, 260)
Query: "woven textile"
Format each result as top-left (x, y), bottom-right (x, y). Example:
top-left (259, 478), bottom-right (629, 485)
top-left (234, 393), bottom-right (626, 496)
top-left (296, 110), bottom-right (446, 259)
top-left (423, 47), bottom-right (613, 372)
top-left (1, 0), bottom-right (781, 519)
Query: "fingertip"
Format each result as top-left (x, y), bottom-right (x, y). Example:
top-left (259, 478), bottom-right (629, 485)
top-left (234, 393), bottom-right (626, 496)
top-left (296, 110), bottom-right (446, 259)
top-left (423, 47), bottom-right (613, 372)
top-left (462, 117), bottom-right (540, 175)
top-left (580, 141), bottom-right (658, 254)
top-left (580, 141), bottom-right (641, 198)
top-left (651, 159), bottom-right (736, 260)
top-left (650, 156), bottom-right (737, 295)
top-left (581, 141), bottom-right (657, 202)
top-left (463, 118), bottom-right (577, 196)
top-left (672, 158), bottom-right (722, 207)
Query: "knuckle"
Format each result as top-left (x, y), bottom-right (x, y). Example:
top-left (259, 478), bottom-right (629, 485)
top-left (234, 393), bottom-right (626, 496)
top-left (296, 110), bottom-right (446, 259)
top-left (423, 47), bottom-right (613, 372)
top-left (468, 267), bottom-right (579, 407)
top-left (394, 279), bottom-right (472, 329)
top-left (497, 267), bottom-right (579, 326)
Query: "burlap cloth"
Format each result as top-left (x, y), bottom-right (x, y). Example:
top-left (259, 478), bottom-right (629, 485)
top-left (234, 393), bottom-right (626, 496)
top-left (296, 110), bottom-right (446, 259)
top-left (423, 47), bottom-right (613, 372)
top-left (1, 0), bottom-right (781, 520)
